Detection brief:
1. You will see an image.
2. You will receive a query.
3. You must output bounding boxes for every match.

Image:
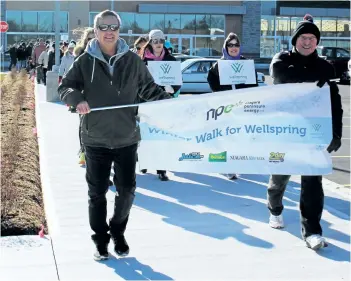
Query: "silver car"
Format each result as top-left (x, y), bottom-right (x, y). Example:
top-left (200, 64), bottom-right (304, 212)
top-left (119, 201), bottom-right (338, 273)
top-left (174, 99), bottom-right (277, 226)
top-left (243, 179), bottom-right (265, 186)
top-left (180, 58), bottom-right (266, 93)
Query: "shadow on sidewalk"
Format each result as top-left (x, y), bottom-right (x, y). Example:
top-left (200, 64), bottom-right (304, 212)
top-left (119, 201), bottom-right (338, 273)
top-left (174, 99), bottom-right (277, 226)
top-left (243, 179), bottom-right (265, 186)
top-left (101, 256), bottom-right (173, 280)
top-left (130, 172), bottom-right (350, 262)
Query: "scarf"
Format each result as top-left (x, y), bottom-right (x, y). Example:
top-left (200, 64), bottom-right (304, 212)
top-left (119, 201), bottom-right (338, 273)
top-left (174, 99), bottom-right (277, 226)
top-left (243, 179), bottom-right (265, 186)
top-left (144, 48), bottom-right (165, 61)
top-left (222, 47), bottom-right (241, 60)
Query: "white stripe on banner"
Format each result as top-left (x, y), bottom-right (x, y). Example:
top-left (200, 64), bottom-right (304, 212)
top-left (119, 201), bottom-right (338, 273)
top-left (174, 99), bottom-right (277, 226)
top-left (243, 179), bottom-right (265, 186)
top-left (136, 83), bottom-right (333, 175)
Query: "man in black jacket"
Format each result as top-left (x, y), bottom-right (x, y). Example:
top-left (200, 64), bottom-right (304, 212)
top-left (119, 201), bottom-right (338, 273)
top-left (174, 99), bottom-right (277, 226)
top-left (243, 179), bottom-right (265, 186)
top-left (268, 15), bottom-right (343, 250)
top-left (58, 10), bottom-right (171, 261)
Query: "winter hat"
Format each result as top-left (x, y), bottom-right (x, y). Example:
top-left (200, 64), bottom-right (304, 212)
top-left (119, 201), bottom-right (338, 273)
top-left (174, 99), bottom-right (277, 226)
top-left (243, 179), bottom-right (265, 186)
top-left (291, 14), bottom-right (320, 46)
top-left (68, 42), bottom-right (76, 49)
top-left (149, 29), bottom-right (165, 40)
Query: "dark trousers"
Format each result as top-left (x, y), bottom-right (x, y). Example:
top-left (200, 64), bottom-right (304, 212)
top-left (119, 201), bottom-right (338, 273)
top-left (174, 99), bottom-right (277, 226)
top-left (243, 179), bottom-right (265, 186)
top-left (43, 68), bottom-right (48, 85)
top-left (85, 144), bottom-right (137, 244)
top-left (9, 59), bottom-right (17, 70)
top-left (267, 175), bottom-right (324, 239)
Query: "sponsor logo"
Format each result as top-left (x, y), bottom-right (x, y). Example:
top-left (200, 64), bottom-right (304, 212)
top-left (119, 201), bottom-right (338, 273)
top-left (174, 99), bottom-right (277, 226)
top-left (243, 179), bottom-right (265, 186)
top-left (269, 152), bottom-right (285, 163)
top-left (179, 152), bottom-right (204, 161)
top-left (312, 124), bottom-right (321, 132)
top-left (160, 63), bottom-right (171, 74)
top-left (231, 62), bottom-right (244, 73)
top-left (230, 155), bottom-right (265, 161)
top-left (209, 151), bottom-right (227, 162)
top-left (206, 101), bottom-right (244, 121)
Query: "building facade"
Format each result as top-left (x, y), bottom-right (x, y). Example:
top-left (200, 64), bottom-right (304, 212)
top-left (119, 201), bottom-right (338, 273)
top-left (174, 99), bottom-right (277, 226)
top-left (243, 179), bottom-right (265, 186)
top-left (3, 1), bottom-right (350, 59)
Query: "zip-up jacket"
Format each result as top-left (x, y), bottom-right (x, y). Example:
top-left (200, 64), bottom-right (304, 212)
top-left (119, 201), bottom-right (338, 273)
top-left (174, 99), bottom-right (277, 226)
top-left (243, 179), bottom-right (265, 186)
top-left (58, 38), bottom-right (171, 149)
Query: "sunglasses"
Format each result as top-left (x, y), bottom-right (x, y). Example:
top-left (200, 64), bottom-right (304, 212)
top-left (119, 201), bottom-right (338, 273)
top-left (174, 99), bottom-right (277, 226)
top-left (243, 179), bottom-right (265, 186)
top-left (227, 43), bottom-right (240, 48)
top-left (151, 39), bottom-right (165, 44)
top-left (136, 46), bottom-right (141, 50)
top-left (98, 24), bottom-right (119, 31)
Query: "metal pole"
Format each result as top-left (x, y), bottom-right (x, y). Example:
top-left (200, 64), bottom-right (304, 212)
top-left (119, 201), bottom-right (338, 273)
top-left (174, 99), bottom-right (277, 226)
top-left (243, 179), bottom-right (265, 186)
top-left (111, 0), bottom-right (114, 11)
top-left (54, 0), bottom-right (60, 72)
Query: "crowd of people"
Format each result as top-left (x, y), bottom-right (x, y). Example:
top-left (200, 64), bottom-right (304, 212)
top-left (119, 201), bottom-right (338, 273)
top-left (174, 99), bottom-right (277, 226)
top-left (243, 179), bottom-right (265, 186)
top-left (31, 10), bottom-right (345, 261)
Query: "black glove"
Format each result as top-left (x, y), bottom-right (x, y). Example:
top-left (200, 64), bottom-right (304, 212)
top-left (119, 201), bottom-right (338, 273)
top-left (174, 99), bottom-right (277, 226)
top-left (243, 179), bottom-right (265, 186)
top-left (327, 136), bottom-right (341, 153)
top-left (68, 106), bottom-right (77, 113)
top-left (316, 78), bottom-right (330, 88)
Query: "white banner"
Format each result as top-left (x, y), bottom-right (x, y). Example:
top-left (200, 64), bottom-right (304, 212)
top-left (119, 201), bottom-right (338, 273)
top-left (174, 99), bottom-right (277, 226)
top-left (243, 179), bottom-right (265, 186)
top-left (218, 60), bottom-right (256, 85)
top-left (137, 83), bottom-right (333, 175)
top-left (147, 61), bottom-right (182, 86)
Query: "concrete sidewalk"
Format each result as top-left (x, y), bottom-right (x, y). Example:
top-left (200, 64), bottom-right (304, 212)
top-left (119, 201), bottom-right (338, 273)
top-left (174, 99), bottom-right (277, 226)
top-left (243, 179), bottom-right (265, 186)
top-left (1, 83), bottom-right (350, 281)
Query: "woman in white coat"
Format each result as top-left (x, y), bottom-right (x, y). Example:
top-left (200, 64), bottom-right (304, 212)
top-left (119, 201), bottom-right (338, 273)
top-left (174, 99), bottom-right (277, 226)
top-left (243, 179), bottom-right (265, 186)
top-left (58, 42), bottom-right (75, 83)
top-left (38, 44), bottom-right (50, 85)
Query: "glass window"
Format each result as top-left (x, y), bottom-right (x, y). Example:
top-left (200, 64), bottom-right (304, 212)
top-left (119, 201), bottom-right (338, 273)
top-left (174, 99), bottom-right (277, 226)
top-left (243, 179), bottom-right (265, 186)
top-left (337, 40), bottom-right (350, 51)
top-left (22, 11), bottom-right (38, 32)
top-left (119, 12), bottom-right (135, 33)
top-left (260, 37), bottom-right (276, 58)
top-left (336, 48), bottom-right (350, 58)
top-left (195, 15), bottom-right (210, 35)
top-left (150, 14), bottom-right (165, 31)
top-left (186, 61), bottom-right (212, 73)
top-left (261, 16), bottom-right (275, 36)
top-left (38, 12), bottom-right (53, 32)
top-left (119, 35), bottom-right (138, 48)
top-left (261, 0), bottom-right (276, 15)
top-left (337, 19), bottom-right (350, 38)
top-left (181, 14), bottom-right (195, 34)
top-left (134, 13), bottom-right (149, 34)
top-left (276, 17), bottom-right (290, 37)
top-left (7, 11), bottom-right (22, 31)
top-left (210, 15), bottom-right (225, 34)
top-left (321, 18), bottom-right (337, 37)
top-left (60, 12), bottom-right (68, 33)
top-left (320, 39), bottom-right (337, 48)
top-left (165, 14), bottom-right (180, 34)
top-left (194, 37), bottom-right (222, 57)
top-left (90, 12), bottom-right (98, 27)
top-left (7, 34), bottom-right (22, 47)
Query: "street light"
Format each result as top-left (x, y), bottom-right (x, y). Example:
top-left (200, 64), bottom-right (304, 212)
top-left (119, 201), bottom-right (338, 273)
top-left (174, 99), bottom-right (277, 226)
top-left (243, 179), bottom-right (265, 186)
top-left (53, 0), bottom-right (60, 72)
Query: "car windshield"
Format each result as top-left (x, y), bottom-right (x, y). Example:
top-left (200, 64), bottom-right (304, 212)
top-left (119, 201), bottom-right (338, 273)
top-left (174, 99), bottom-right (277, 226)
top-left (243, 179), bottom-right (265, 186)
top-left (181, 59), bottom-right (197, 71)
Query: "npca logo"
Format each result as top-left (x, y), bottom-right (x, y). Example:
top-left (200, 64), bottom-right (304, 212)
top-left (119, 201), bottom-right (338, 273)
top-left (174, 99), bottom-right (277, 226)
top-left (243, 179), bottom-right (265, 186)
top-left (160, 63), bottom-right (172, 74)
top-left (312, 124), bottom-right (321, 132)
top-left (231, 62), bottom-right (244, 73)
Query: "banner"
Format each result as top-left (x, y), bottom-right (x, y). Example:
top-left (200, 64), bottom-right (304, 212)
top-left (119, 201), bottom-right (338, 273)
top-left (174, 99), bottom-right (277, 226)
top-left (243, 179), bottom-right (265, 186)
top-left (147, 61), bottom-right (182, 86)
top-left (137, 83), bottom-right (333, 175)
top-left (218, 60), bottom-right (256, 85)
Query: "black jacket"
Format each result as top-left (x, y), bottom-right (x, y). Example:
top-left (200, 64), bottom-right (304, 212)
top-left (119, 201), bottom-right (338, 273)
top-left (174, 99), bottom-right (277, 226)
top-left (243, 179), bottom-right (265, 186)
top-left (143, 47), bottom-right (181, 95)
top-left (207, 56), bottom-right (258, 92)
top-left (47, 51), bottom-right (55, 71)
top-left (270, 49), bottom-right (343, 138)
top-left (58, 38), bottom-right (171, 149)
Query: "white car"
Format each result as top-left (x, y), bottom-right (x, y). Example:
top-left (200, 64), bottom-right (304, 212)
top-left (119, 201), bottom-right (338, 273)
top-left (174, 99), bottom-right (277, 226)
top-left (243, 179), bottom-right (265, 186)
top-left (180, 58), bottom-right (266, 93)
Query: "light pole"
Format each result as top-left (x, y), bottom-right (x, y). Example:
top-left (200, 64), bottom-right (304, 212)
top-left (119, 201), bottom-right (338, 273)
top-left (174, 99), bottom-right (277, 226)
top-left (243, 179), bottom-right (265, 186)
top-left (53, 0), bottom-right (60, 72)
top-left (111, 0), bottom-right (114, 11)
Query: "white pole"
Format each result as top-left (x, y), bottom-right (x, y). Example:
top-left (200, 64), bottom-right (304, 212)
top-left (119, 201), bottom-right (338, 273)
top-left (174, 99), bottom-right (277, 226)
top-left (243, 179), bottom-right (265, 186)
top-left (111, 0), bottom-right (114, 11)
top-left (53, 0), bottom-right (60, 72)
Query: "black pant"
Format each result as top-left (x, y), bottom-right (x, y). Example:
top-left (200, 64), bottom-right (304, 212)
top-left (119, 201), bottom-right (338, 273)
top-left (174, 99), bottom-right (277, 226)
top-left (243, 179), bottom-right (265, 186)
top-left (267, 175), bottom-right (324, 239)
top-left (85, 144), bottom-right (137, 244)
top-left (9, 59), bottom-right (17, 70)
top-left (42, 68), bottom-right (48, 85)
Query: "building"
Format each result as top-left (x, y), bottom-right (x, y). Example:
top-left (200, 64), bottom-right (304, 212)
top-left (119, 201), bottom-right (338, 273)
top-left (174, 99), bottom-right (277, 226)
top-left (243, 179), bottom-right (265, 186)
top-left (2, 0), bottom-right (350, 59)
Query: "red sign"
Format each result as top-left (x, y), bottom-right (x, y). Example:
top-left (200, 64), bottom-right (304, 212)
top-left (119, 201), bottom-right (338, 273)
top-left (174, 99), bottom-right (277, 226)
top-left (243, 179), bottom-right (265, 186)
top-left (0, 21), bottom-right (9, 33)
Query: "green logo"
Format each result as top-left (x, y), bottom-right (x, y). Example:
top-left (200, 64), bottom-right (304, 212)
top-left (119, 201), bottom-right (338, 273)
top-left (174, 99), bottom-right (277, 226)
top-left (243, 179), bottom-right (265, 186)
top-left (269, 152), bottom-right (285, 163)
top-left (231, 62), bottom-right (244, 73)
top-left (160, 63), bottom-right (172, 74)
top-left (209, 151), bottom-right (227, 162)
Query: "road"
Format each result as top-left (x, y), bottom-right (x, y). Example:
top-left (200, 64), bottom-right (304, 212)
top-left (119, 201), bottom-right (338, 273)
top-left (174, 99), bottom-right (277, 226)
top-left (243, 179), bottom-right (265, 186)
top-left (265, 76), bottom-right (350, 186)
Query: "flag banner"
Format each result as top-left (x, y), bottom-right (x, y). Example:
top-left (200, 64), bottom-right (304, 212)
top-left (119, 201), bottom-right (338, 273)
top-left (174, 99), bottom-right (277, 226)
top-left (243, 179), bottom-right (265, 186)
top-left (137, 83), bottom-right (333, 175)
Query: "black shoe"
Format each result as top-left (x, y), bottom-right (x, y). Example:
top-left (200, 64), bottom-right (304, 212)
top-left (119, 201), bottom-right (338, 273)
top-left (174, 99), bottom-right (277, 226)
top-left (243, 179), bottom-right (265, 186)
top-left (91, 234), bottom-right (110, 261)
top-left (229, 174), bottom-right (238, 180)
top-left (112, 235), bottom-right (130, 257)
top-left (108, 179), bottom-right (114, 186)
top-left (158, 172), bottom-right (169, 181)
top-left (141, 169), bottom-right (147, 174)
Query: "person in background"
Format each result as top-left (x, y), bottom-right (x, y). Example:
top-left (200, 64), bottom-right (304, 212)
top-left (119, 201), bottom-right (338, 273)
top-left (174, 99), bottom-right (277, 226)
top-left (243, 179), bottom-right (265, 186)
top-left (5, 44), bottom-right (17, 71)
top-left (139, 29), bottom-right (181, 181)
top-left (16, 42), bottom-right (27, 70)
top-left (38, 44), bottom-right (50, 85)
top-left (207, 32), bottom-right (258, 181)
top-left (132, 36), bottom-right (147, 55)
top-left (32, 38), bottom-right (46, 66)
top-left (47, 43), bottom-right (56, 71)
top-left (58, 42), bottom-right (75, 83)
top-left (73, 27), bottom-right (95, 58)
top-left (267, 14), bottom-right (343, 250)
top-left (58, 10), bottom-right (172, 261)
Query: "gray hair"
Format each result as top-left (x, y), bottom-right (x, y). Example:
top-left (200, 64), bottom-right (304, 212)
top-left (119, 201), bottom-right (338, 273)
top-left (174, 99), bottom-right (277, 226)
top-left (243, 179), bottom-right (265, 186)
top-left (93, 10), bottom-right (122, 29)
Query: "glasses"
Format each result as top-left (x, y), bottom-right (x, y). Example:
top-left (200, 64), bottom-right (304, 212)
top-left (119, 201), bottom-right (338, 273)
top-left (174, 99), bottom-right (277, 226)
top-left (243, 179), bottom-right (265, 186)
top-left (227, 43), bottom-right (240, 48)
top-left (98, 24), bottom-right (119, 31)
top-left (299, 35), bottom-right (317, 42)
top-left (151, 39), bottom-right (165, 44)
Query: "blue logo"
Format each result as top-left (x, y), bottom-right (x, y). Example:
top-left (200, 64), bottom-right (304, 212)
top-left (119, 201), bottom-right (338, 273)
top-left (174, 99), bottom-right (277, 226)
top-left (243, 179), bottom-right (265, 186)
top-left (312, 124), bottom-right (321, 132)
top-left (179, 152), bottom-right (204, 161)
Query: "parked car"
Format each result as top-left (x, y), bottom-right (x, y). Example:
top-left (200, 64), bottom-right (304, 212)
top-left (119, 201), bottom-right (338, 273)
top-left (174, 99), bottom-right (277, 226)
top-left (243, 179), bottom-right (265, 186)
top-left (317, 46), bottom-right (350, 83)
top-left (180, 58), bottom-right (266, 93)
top-left (173, 54), bottom-right (201, 62)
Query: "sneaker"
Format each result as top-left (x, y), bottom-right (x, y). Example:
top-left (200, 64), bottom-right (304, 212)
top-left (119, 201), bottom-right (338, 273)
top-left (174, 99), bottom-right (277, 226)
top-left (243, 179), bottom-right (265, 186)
top-left (269, 214), bottom-right (284, 229)
top-left (140, 169), bottom-right (147, 174)
top-left (112, 235), bottom-right (130, 257)
top-left (78, 152), bottom-right (86, 165)
top-left (228, 174), bottom-right (238, 180)
top-left (305, 235), bottom-right (328, 250)
top-left (158, 172), bottom-right (169, 181)
top-left (93, 244), bottom-right (109, 261)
